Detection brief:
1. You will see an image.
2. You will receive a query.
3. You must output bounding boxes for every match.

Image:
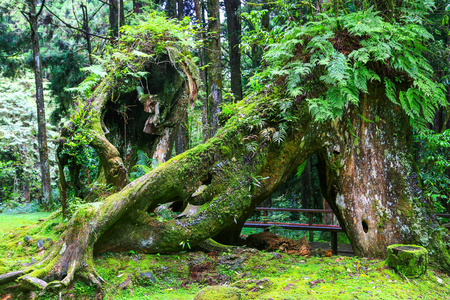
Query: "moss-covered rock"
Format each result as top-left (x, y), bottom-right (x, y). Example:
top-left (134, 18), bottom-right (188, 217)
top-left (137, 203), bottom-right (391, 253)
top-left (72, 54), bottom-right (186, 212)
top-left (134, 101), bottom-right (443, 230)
top-left (194, 286), bottom-right (242, 300)
top-left (387, 244), bottom-right (428, 278)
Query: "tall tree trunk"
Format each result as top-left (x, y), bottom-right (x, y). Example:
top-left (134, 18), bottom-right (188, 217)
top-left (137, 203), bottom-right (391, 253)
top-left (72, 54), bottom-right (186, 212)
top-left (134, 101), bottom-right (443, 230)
top-left (167, 0), bottom-right (176, 18)
top-left (177, 0), bottom-right (184, 19)
top-left (194, 0), bottom-right (201, 21)
top-left (175, 112), bottom-right (189, 154)
top-left (224, 0), bottom-right (242, 101)
top-left (81, 4), bottom-right (93, 65)
top-left (203, 0), bottom-right (222, 140)
top-left (109, 0), bottom-right (124, 38)
top-left (321, 83), bottom-right (450, 263)
top-left (23, 0), bottom-right (51, 206)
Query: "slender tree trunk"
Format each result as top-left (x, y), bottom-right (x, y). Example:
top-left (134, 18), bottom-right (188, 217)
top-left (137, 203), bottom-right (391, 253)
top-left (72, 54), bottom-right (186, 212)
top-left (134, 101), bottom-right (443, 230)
top-left (203, 0), bottom-right (222, 140)
top-left (109, 0), bottom-right (124, 38)
top-left (299, 158), bottom-right (314, 208)
top-left (167, 0), bottom-right (176, 18)
top-left (133, 0), bottom-right (143, 14)
top-left (224, 0), bottom-right (242, 101)
top-left (194, 0), bottom-right (201, 21)
top-left (23, 0), bottom-right (51, 206)
top-left (56, 150), bottom-right (68, 219)
top-left (177, 0), bottom-right (184, 19)
top-left (81, 4), bottom-right (93, 65)
top-left (175, 112), bottom-right (189, 154)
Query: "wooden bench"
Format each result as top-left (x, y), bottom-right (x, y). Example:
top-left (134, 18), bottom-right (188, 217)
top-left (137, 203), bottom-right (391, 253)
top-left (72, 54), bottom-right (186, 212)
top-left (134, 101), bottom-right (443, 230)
top-left (243, 207), bottom-right (344, 255)
top-left (244, 211), bottom-right (450, 255)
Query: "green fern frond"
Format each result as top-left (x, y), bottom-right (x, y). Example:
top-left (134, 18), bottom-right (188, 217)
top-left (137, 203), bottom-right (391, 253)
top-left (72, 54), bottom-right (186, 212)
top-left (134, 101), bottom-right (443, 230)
top-left (326, 52), bottom-right (348, 84)
top-left (342, 9), bottom-right (384, 36)
top-left (260, 7), bottom-right (447, 127)
top-left (348, 48), bottom-right (370, 63)
top-left (384, 78), bottom-right (398, 105)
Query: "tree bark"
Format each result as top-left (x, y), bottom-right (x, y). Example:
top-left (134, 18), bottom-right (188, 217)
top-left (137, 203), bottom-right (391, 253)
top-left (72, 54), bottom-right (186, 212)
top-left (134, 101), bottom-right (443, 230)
top-left (167, 0), bottom-right (176, 18)
top-left (321, 83), bottom-right (450, 263)
top-left (203, 0), bottom-right (222, 140)
top-left (177, 0), bottom-right (184, 19)
top-left (225, 0), bottom-right (242, 101)
top-left (23, 0), bottom-right (52, 206)
top-left (81, 4), bottom-right (93, 65)
top-left (175, 112), bottom-right (189, 154)
top-left (109, 0), bottom-right (124, 38)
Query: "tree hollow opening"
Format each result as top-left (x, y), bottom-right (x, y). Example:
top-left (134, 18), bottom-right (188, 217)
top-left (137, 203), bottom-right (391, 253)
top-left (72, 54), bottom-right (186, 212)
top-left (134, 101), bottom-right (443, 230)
top-left (362, 220), bottom-right (369, 233)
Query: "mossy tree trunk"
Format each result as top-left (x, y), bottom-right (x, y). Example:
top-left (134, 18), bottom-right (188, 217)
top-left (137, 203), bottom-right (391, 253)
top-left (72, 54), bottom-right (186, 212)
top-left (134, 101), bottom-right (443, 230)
top-left (8, 93), bottom-right (323, 290)
top-left (23, 0), bottom-right (52, 206)
top-left (321, 84), bottom-right (450, 265)
top-left (59, 53), bottom-right (196, 200)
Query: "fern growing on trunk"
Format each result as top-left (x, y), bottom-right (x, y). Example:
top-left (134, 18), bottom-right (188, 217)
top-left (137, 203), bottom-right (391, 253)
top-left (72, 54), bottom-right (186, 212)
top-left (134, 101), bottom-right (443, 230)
top-left (260, 8), bottom-right (447, 125)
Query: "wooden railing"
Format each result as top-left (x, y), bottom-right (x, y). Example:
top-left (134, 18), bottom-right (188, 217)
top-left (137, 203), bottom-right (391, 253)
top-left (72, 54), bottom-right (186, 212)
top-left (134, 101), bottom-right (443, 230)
top-left (437, 213), bottom-right (450, 230)
top-left (244, 210), bottom-right (450, 255)
top-left (243, 207), bottom-right (344, 254)
top-left (436, 213), bottom-right (450, 218)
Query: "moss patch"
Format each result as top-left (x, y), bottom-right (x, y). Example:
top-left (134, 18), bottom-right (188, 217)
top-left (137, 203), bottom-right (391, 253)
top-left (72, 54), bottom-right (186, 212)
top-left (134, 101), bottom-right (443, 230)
top-left (387, 244), bottom-right (428, 278)
top-left (194, 286), bottom-right (242, 300)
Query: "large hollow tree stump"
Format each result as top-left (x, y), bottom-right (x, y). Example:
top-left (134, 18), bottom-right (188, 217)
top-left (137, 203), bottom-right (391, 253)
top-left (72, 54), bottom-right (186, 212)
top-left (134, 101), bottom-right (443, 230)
top-left (387, 244), bottom-right (428, 278)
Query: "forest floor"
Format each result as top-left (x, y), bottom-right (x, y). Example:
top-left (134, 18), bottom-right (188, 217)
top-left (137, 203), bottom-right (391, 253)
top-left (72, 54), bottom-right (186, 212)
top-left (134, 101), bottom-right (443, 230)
top-left (0, 212), bottom-right (449, 299)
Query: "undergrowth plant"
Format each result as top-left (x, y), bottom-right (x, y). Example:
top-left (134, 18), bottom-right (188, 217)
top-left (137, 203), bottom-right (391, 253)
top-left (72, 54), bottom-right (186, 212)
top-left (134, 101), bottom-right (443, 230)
top-left (415, 129), bottom-right (450, 216)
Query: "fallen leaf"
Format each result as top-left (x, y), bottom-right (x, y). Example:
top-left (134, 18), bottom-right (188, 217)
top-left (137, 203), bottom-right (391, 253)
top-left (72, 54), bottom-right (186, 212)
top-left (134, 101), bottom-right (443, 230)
top-left (309, 279), bottom-right (325, 287)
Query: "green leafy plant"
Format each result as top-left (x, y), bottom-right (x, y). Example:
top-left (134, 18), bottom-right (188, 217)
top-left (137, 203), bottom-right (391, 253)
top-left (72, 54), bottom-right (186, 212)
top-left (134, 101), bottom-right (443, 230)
top-left (179, 239), bottom-right (191, 250)
top-left (257, 8), bottom-right (447, 127)
top-left (129, 150), bottom-right (159, 181)
top-left (415, 129), bottom-right (450, 215)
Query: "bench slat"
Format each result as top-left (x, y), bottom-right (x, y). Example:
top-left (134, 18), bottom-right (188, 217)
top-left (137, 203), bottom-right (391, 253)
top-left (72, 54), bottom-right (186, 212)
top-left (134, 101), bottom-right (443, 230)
top-left (243, 221), bottom-right (342, 232)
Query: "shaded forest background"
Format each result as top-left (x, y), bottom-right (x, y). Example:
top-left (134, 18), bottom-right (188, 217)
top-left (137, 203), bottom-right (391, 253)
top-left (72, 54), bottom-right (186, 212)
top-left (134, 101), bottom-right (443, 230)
top-left (0, 0), bottom-right (449, 230)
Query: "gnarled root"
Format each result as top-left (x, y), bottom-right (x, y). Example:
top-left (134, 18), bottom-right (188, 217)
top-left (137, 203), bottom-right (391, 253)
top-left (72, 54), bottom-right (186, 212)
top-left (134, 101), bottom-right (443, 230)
top-left (3, 205), bottom-right (103, 292)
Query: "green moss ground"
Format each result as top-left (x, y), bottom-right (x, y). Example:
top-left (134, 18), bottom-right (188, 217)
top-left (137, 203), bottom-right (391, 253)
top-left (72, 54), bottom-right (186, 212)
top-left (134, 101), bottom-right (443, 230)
top-left (0, 213), bottom-right (449, 299)
top-left (0, 212), bottom-right (56, 273)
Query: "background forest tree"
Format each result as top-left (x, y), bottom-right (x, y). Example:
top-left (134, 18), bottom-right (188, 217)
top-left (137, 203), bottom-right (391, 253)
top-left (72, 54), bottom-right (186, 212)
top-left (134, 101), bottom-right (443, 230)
top-left (0, 0), bottom-right (450, 293)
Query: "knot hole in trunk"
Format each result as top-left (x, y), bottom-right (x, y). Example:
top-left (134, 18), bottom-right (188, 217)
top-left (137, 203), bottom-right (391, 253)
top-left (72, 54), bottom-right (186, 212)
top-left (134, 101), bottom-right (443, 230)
top-left (362, 220), bottom-right (369, 233)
